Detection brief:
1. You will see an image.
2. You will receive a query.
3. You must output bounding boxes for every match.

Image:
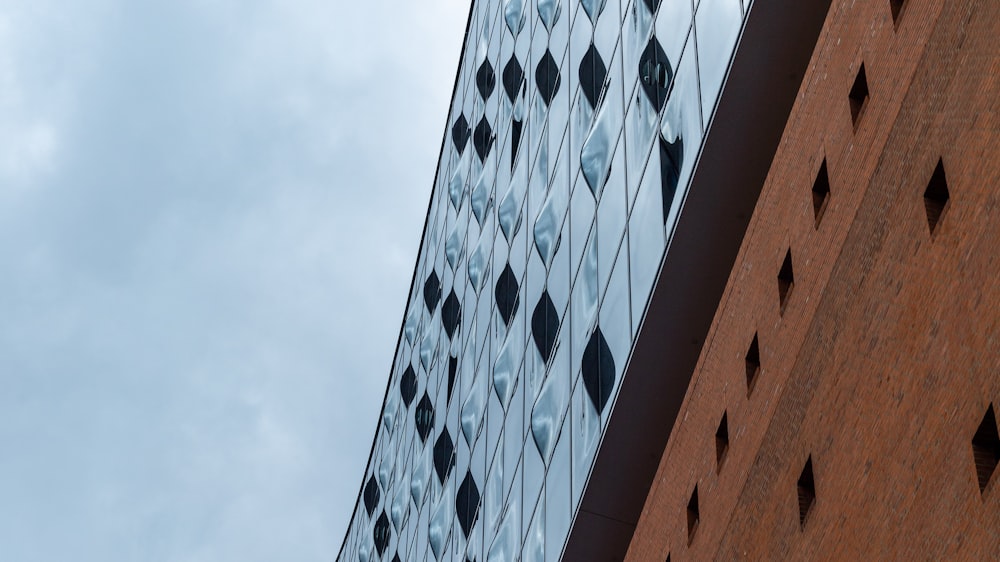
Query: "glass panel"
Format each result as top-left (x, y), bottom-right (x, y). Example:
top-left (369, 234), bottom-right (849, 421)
top-left (499, 149), bottom-right (528, 242)
top-left (487, 492), bottom-right (520, 562)
top-left (654, 0), bottom-right (694, 69)
top-left (546, 210), bottom-right (572, 318)
top-left (469, 215), bottom-right (495, 293)
top-left (429, 479), bottom-right (453, 560)
top-left (383, 386), bottom-right (399, 433)
top-left (596, 136), bottom-right (628, 292)
top-left (532, 150), bottom-right (569, 268)
top-left (410, 443), bottom-right (432, 508)
top-left (505, 0), bottom-right (527, 36)
top-left (571, 372), bottom-right (600, 505)
top-left (484, 447), bottom-right (505, 543)
top-left (569, 175), bottom-right (596, 281)
top-left (521, 439), bottom-right (545, 539)
top-left (502, 371), bottom-right (524, 497)
top-left (624, 80), bottom-right (658, 206)
top-left (597, 245), bottom-right (631, 420)
top-left (580, 101), bottom-right (619, 200)
top-left (627, 149), bottom-right (664, 330)
top-left (593, 0), bottom-right (622, 56)
top-left (530, 342), bottom-right (571, 464)
top-left (379, 447), bottom-right (395, 490)
top-left (404, 305), bottom-right (420, 344)
top-left (493, 318), bottom-right (524, 409)
top-left (662, 39), bottom-right (704, 234)
top-left (570, 228), bottom-right (599, 371)
top-left (537, 0), bottom-right (562, 32)
top-left (581, 0), bottom-right (608, 24)
top-left (544, 417), bottom-right (571, 562)
top-left (446, 208), bottom-right (469, 271)
top-left (522, 494), bottom-right (545, 562)
top-left (472, 152), bottom-right (497, 226)
top-left (392, 471), bottom-right (410, 532)
top-left (461, 362), bottom-right (488, 447)
top-left (695, 0), bottom-right (742, 123)
top-left (451, 147), bottom-right (473, 210)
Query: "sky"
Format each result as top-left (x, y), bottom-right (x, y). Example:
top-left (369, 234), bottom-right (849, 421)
top-left (0, 1), bottom-right (467, 560)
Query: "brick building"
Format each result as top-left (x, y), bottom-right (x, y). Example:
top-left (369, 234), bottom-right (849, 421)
top-left (625, 0), bottom-right (1000, 559)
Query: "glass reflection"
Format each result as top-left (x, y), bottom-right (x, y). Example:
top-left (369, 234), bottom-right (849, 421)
top-left (484, 452), bottom-right (504, 538)
top-left (696, 0), bottom-right (743, 122)
top-left (581, 100), bottom-right (618, 200)
top-left (530, 355), bottom-right (569, 463)
top-left (451, 147), bottom-right (472, 210)
top-left (533, 176), bottom-right (567, 267)
top-left (581, 0), bottom-right (607, 23)
top-left (472, 160), bottom-right (494, 226)
top-left (404, 305), bottom-right (419, 344)
top-left (379, 450), bottom-right (394, 490)
top-left (429, 479), bottom-right (454, 560)
top-left (410, 444), bottom-right (431, 508)
top-left (522, 498), bottom-right (545, 562)
top-left (382, 389), bottom-right (398, 432)
top-left (498, 152), bottom-right (527, 241)
top-left (537, 0), bottom-right (562, 31)
top-left (504, 0), bottom-right (525, 36)
top-left (469, 219), bottom-right (493, 292)
top-left (446, 214), bottom-right (468, 270)
top-left (493, 319), bottom-right (523, 409)
top-left (391, 479), bottom-right (408, 530)
top-left (420, 325), bottom-right (438, 372)
top-left (461, 367), bottom-right (488, 446)
top-left (487, 502), bottom-right (520, 562)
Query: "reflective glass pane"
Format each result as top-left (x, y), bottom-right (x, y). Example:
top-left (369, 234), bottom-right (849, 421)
top-left (695, 0), bottom-right (742, 123)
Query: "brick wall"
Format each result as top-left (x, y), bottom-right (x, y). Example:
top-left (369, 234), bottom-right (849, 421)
top-left (625, 0), bottom-right (1000, 559)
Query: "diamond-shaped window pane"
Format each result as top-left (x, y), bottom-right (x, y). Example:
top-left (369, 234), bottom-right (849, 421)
top-left (424, 270), bottom-right (441, 313)
top-left (400, 365), bottom-right (417, 407)
top-left (442, 289), bottom-right (462, 340)
top-left (456, 471), bottom-right (481, 537)
top-left (473, 116), bottom-right (494, 161)
top-left (364, 475), bottom-right (380, 517)
top-left (373, 512), bottom-right (391, 557)
top-left (639, 36), bottom-right (673, 113)
top-left (415, 392), bottom-right (435, 443)
top-left (496, 264), bottom-right (520, 326)
top-left (433, 429), bottom-right (455, 483)
top-left (531, 291), bottom-right (559, 363)
top-left (452, 113), bottom-right (471, 153)
top-left (535, 49), bottom-right (561, 106)
top-left (579, 43), bottom-right (607, 109)
top-left (582, 326), bottom-right (615, 414)
top-left (477, 59), bottom-right (496, 100)
top-left (503, 55), bottom-right (524, 103)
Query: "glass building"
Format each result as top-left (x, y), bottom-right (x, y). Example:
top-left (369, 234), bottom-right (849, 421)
top-left (338, 0), bottom-right (759, 560)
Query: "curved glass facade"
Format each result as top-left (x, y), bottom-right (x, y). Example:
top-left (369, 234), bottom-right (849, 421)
top-left (340, 0), bottom-right (748, 560)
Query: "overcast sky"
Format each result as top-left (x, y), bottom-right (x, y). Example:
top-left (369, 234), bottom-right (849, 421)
top-left (0, 1), bottom-right (466, 560)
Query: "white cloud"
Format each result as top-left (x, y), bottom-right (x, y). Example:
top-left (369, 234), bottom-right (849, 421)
top-left (0, 0), bottom-right (467, 560)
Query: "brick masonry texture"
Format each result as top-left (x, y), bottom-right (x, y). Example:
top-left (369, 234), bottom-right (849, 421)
top-left (625, 0), bottom-right (1000, 560)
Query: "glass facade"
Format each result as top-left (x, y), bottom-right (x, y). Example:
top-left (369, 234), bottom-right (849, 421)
top-left (340, 0), bottom-right (748, 560)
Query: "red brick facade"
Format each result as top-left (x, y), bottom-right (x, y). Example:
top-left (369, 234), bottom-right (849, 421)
top-left (625, 0), bottom-right (1000, 559)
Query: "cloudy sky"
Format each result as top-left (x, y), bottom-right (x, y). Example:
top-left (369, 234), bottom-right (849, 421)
top-left (0, 1), bottom-right (467, 560)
